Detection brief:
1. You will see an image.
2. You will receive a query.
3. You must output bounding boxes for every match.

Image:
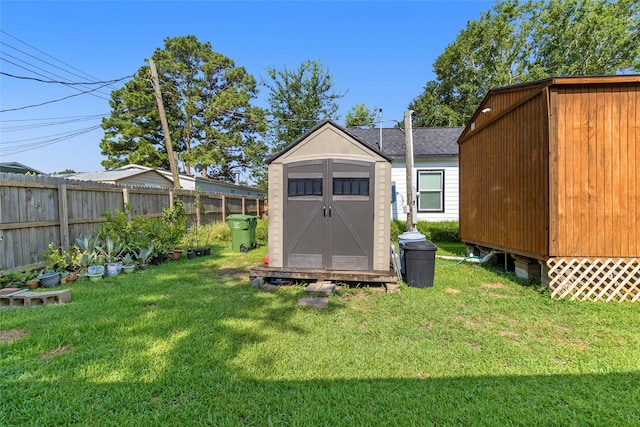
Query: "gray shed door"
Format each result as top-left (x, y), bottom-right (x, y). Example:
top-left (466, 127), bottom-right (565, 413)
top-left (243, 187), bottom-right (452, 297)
top-left (284, 159), bottom-right (374, 271)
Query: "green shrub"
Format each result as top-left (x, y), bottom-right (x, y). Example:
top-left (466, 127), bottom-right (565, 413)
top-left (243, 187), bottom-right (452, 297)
top-left (255, 218), bottom-right (268, 245)
top-left (390, 219), bottom-right (406, 243)
top-left (416, 220), bottom-right (460, 242)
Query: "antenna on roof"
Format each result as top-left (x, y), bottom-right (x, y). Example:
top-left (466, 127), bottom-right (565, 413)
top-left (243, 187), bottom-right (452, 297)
top-left (379, 108), bottom-right (383, 151)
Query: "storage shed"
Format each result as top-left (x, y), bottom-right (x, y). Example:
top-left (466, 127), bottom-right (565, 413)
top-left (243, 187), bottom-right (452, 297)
top-left (458, 75), bottom-right (640, 301)
top-left (254, 119), bottom-right (394, 283)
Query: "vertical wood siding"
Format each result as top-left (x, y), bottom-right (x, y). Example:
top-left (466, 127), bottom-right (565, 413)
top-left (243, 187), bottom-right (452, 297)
top-left (460, 89), bottom-right (549, 259)
top-left (551, 83), bottom-right (640, 257)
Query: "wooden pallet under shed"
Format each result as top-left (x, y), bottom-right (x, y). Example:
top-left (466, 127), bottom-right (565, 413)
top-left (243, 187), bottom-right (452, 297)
top-left (249, 265), bottom-right (398, 285)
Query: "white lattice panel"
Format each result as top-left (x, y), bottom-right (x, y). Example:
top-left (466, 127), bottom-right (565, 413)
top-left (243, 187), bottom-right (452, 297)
top-left (547, 258), bottom-right (640, 302)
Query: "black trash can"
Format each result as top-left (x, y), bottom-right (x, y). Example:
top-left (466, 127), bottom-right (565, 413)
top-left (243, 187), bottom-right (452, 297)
top-left (404, 240), bottom-right (438, 288)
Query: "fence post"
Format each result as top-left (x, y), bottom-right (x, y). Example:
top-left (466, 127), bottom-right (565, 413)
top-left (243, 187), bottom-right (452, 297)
top-left (57, 183), bottom-right (70, 250)
top-left (242, 197), bottom-right (245, 215)
top-left (221, 195), bottom-right (226, 223)
top-left (122, 187), bottom-right (131, 220)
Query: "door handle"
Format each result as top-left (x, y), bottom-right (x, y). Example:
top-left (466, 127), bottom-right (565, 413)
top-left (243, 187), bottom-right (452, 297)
top-left (323, 205), bottom-right (326, 217)
top-left (328, 205), bottom-right (332, 217)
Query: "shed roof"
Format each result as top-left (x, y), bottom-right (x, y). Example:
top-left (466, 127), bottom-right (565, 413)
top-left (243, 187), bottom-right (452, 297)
top-left (268, 119), bottom-right (393, 163)
top-left (460, 74), bottom-right (640, 142)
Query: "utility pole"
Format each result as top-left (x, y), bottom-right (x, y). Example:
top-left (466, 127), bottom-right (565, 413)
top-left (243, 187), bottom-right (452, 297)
top-left (404, 110), bottom-right (415, 231)
top-left (149, 59), bottom-right (181, 189)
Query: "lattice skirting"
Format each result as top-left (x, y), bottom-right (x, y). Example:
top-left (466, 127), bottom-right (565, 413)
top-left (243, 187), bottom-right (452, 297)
top-left (547, 258), bottom-right (640, 302)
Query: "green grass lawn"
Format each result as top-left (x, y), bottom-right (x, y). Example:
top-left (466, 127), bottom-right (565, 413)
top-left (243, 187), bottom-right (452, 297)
top-left (2, 241), bottom-right (639, 426)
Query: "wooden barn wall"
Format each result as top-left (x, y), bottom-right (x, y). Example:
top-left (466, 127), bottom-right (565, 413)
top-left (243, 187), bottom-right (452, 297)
top-left (0, 173), bottom-right (265, 272)
top-left (460, 89), bottom-right (549, 259)
top-left (549, 83), bottom-right (639, 257)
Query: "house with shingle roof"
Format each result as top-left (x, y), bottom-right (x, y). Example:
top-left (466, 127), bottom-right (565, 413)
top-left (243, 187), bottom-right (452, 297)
top-left (348, 126), bottom-right (463, 222)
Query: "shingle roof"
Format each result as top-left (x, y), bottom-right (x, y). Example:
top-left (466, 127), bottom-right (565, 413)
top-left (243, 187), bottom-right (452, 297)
top-left (347, 126), bottom-right (463, 159)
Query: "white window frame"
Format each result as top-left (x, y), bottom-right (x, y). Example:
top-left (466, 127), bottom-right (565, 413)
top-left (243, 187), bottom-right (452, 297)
top-left (417, 169), bottom-right (444, 213)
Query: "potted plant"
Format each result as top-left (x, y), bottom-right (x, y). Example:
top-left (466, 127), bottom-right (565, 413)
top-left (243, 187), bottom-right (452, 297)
top-left (40, 243), bottom-right (67, 287)
top-left (25, 270), bottom-right (40, 289)
top-left (186, 225), bottom-right (197, 259)
top-left (38, 269), bottom-right (60, 288)
top-left (97, 234), bottom-right (124, 277)
top-left (76, 233), bottom-right (103, 279)
top-left (134, 244), bottom-right (154, 270)
top-left (121, 253), bottom-right (136, 274)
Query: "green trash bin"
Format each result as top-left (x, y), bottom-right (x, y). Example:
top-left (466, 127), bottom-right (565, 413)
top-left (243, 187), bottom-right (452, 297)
top-left (227, 214), bottom-right (257, 252)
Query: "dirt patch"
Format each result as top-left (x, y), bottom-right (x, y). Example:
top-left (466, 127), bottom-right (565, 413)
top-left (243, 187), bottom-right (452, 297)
top-left (467, 321), bottom-right (485, 329)
top-left (0, 328), bottom-right (30, 344)
top-left (486, 292), bottom-right (507, 299)
top-left (419, 322), bottom-right (434, 331)
top-left (554, 323), bottom-right (571, 331)
top-left (216, 268), bottom-right (248, 282)
top-left (483, 282), bottom-right (507, 289)
top-left (498, 330), bottom-right (520, 341)
top-left (444, 288), bottom-right (461, 294)
top-left (40, 345), bottom-right (74, 360)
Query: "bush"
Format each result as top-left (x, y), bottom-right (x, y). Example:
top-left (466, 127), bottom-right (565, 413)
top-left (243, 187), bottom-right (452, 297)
top-left (390, 219), bottom-right (406, 243)
top-left (255, 218), bottom-right (268, 246)
top-left (416, 220), bottom-right (460, 242)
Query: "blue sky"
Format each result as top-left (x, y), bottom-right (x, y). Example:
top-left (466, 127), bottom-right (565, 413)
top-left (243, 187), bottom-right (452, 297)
top-left (0, 0), bottom-right (493, 176)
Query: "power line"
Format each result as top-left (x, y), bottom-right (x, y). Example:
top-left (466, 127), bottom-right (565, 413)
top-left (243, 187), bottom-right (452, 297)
top-left (1, 114), bottom-right (105, 133)
top-left (0, 30), bottom-right (116, 88)
top-left (0, 71), bottom-right (132, 86)
top-left (0, 81), bottom-right (116, 113)
top-left (0, 125), bottom-right (101, 155)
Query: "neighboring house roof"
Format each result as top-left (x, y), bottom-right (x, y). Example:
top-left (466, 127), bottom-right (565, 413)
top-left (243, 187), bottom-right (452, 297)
top-left (66, 168), bottom-right (173, 186)
top-left (0, 162), bottom-right (46, 175)
top-left (115, 164), bottom-right (265, 194)
top-left (268, 118), bottom-right (393, 163)
top-left (347, 126), bottom-right (463, 159)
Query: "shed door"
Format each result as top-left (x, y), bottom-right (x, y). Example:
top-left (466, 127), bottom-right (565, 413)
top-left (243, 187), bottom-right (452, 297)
top-left (284, 159), bottom-right (374, 271)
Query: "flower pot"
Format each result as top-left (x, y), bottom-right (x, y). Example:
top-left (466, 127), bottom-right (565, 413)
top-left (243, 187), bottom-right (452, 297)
top-left (88, 273), bottom-right (103, 282)
top-left (39, 271), bottom-right (60, 288)
top-left (66, 272), bottom-right (78, 283)
top-left (138, 264), bottom-right (148, 270)
top-left (122, 265), bottom-right (136, 274)
top-left (187, 250), bottom-right (196, 259)
top-left (88, 265), bottom-right (105, 276)
top-left (203, 247), bottom-right (211, 256)
top-left (27, 279), bottom-right (40, 289)
top-left (106, 263), bottom-right (119, 277)
top-left (172, 249), bottom-right (184, 260)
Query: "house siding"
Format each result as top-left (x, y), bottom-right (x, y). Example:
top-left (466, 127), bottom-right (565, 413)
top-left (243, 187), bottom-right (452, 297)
top-left (391, 157), bottom-right (459, 222)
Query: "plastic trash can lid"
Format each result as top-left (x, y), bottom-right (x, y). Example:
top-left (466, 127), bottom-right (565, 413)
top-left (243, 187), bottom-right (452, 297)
top-left (398, 231), bottom-right (426, 241)
top-left (403, 240), bottom-right (437, 251)
top-left (227, 214), bottom-right (257, 220)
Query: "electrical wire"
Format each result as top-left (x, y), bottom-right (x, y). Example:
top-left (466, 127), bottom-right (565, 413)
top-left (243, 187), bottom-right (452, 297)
top-left (0, 81), bottom-right (116, 113)
top-left (0, 125), bottom-right (101, 155)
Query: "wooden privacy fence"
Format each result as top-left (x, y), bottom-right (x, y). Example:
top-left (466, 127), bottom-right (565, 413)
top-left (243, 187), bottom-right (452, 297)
top-left (0, 173), bottom-right (266, 273)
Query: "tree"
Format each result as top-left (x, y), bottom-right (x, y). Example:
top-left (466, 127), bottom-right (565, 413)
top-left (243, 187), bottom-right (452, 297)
top-left (262, 60), bottom-right (345, 152)
top-left (100, 35), bottom-right (267, 181)
top-left (345, 104), bottom-right (378, 128)
top-left (409, 0), bottom-right (640, 127)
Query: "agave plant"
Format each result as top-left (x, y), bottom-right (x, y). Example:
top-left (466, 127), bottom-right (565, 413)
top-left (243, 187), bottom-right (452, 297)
top-left (96, 234), bottom-right (124, 265)
top-left (134, 244), bottom-right (154, 266)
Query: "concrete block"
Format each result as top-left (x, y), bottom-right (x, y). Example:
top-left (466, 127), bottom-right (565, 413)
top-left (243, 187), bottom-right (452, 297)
top-left (514, 258), bottom-right (541, 282)
top-left (6, 289), bottom-right (71, 308)
top-left (304, 281), bottom-right (335, 295)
